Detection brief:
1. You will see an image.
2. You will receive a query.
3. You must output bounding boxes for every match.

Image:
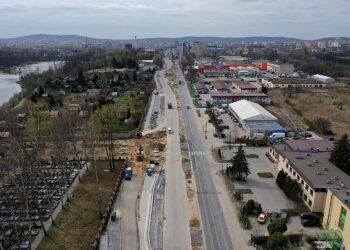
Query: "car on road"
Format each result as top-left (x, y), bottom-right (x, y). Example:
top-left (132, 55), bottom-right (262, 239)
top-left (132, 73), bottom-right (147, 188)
top-left (167, 128), bottom-right (173, 134)
top-left (258, 212), bottom-right (268, 224)
top-left (269, 212), bottom-right (279, 222)
top-left (154, 91), bottom-right (159, 95)
top-left (301, 217), bottom-right (319, 227)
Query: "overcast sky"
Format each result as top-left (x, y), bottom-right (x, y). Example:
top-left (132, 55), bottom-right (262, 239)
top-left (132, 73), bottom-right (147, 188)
top-left (0, 0), bottom-right (349, 39)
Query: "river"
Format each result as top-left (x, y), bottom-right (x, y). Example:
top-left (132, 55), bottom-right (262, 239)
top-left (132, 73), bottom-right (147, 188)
top-left (0, 61), bottom-right (64, 106)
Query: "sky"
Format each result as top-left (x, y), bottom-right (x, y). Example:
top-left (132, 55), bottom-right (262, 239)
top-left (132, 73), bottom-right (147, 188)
top-left (0, 0), bottom-right (349, 40)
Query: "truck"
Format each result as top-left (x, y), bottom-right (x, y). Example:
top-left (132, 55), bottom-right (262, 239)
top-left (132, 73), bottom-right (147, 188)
top-left (269, 132), bottom-right (286, 139)
top-left (168, 102), bottom-right (172, 109)
top-left (124, 167), bottom-right (133, 180)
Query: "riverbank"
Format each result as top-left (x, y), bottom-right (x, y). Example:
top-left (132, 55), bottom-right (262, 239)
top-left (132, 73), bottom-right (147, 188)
top-left (0, 61), bottom-right (64, 107)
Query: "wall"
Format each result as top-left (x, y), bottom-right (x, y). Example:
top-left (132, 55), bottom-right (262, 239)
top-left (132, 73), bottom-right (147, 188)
top-left (323, 190), bottom-right (350, 250)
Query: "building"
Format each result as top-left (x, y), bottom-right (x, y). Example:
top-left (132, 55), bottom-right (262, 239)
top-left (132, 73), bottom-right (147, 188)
top-left (191, 42), bottom-right (208, 58)
top-left (317, 40), bottom-right (327, 49)
top-left (323, 189), bottom-right (350, 250)
top-left (212, 82), bottom-right (230, 93)
top-left (312, 74), bottom-right (335, 83)
top-left (267, 62), bottom-right (295, 75)
top-left (138, 60), bottom-right (157, 71)
top-left (229, 100), bottom-right (286, 136)
top-left (305, 40), bottom-right (313, 49)
top-left (182, 42), bottom-right (191, 55)
top-left (86, 89), bottom-right (100, 100)
top-left (219, 56), bottom-right (248, 65)
top-left (0, 131), bottom-right (11, 140)
top-left (210, 93), bottom-right (268, 106)
top-left (232, 81), bottom-right (258, 93)
top-left (262, 77), bottom-right (325, 88)
top-left (193, 82), bottom-right (209, 94)
top-left (268, 139), bottom-right (350, 213)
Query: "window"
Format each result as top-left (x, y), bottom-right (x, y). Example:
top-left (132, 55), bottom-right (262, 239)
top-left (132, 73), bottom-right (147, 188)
top-left (310, 189), bottom-right (314, 196)
top-left (308, 200), bottom-right (312, 207)
top-left (297, 175), bottom-right (300, 181)
top-left (293, 171), bottom-right (296, 176)
top-left (304, 194), bottom-right (307, 201)
top-left (305, 185), bottom-right (309, 191)
top-left (301, 180), bottom-right (304, 185)
top-left (338, 207), bottom-right (347, 230)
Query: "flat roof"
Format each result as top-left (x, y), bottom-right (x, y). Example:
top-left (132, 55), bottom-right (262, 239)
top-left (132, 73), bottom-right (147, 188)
top-left (245, 120), bottom-right (285, 132)
top-left (232, 81), bottom-right (257, 89)
top-left (329, 188), bottom-right (350, 209)
top-left (211, 93), bottom-right (267, 97)
top-left (273, 141), bottom-right (350, 191)
top-left (213, 82), bottom-right (230, 89)
top-left (266, 78), bottom-right (322, 85)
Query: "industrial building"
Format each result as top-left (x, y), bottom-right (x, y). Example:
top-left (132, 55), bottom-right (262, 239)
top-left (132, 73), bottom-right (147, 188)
top-left (312, 74), bottom-right (335, 83)
top-left (210, 93), bottom-right (268, 106)
top-left (232, 81), bottom-right (258, 93)
top-left (229, 100), bottom-right (286, 136)
top-left (267, 62), bottom-right (295, 75)
top-left (262, 77), bottom-right (325, 88)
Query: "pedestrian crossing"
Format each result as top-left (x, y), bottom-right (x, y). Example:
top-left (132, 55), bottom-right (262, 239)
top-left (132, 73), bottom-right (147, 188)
top-left (189, 151), bottom-right (205, 156)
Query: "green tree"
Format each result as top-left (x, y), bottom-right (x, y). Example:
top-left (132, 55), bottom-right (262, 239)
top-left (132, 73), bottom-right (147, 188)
top-left (267, 232), bottom-right (287, 250)
top-left (276, 170), bottom-right (288, 188)
top-left (330, 134), bottom-right (350, 175)
top-left (245, 199), bottom-right (255, 215)
top-left (283, 177), bottom-right (301, 200)
top-left (267, 219), bottom-right (288, 235)
top-left (261, 84), bottom-right (268, 95)
top-left (226, 145), bottom-right (250, 181)
top-left (153, 54), bottom-right (163, 68)
top-left (77, 71), bottom-right (86, 87)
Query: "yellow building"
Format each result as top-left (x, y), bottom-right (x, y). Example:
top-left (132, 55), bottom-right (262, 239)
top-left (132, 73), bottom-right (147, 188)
top-left (323, 189), bottom-right (350, 250)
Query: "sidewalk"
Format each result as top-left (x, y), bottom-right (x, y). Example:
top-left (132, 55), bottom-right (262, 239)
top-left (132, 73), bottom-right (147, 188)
top-left (138, 173), bottom-right (159, 250)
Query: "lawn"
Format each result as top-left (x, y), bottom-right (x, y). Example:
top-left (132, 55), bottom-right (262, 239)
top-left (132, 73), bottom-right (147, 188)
top-left (235, 188), bottom-right (253, 194)
top-left (246, 154), bottom-right (259, 158)
top-left (257, 172), bottom-right (274, 178)
top-left (37, 161), bottom-right (122, 250)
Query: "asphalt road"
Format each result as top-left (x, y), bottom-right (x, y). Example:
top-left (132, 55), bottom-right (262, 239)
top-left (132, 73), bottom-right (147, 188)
top-left (175, 61), bottom-right (234, 250)
top-left (159, 60), bottom-right (192, 250)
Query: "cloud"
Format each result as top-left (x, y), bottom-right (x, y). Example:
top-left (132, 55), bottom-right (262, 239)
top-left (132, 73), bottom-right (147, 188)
top-left (0, 0), bottom-right (348, 39)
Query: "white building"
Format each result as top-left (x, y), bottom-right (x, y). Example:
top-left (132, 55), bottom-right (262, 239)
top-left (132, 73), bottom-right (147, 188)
top-left (312, 74), bottom-right (335, 83)
top-left (229, 100), bottom-right (286, 136)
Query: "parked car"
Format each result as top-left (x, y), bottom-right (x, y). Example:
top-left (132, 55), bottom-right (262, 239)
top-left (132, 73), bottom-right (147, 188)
top-left (258, 212), bottom-right (268, 224)
top-left (300, 212), bottom-right (317, 220)
top-left (167, 128), bottom-right (173, 134)
top-left (269, 212), bottom-right (279, 222)
top-left (280, 212), bottom-right (289, 223)
top-left (301, 217), bottom-right (319, 227)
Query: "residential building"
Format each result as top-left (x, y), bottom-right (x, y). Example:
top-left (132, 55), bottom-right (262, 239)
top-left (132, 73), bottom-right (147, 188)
top-left (232, 81), bottom-right (258, 93)
top-left (138, 60), bottom-right (157, 71)
top-left (323, 189), bottom-right (350, 250)
top-left (193, 82), bottom-right (209, 94)
top-left (262, 77), bottom-right (325, 88)
top-left (229, 100), bottom-right (286, 136)
top-left (305, 40), bottom-right (313, 49)
top-left (191, 42), bottom-right (208, 58)
top-left (182, 42), bottom-right (191, 55)
top-left (212, 82), bottom-right (230, 93)
top-left (269, 139), bottom-right (350, 212)
top-left (0, 131), bottom-right (11, 140)
top-left (210, 92), bottom-right (268, 106)
top-left (86, 89), bottom-right (100, 100)
top-left (267, 62), bottom-right (295, 75)
top-left (49, 110), bottom-right (60, 119)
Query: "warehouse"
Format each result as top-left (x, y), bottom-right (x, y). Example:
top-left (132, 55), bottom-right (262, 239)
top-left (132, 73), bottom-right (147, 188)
top-left (229, 100), bottom-right (286, 136)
